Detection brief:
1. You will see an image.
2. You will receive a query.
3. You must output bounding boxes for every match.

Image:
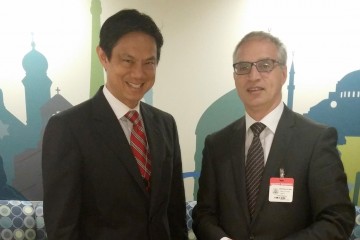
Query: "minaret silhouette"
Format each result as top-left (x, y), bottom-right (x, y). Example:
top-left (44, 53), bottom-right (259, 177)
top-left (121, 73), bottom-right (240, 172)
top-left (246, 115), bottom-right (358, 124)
top-left (0, 89), bottom-right (4, 109)
top-left (22, 37), bottom-right (52, 137)
top-left (287, 60), bottom-right (295, 110)
top-left (89, 0), bottom-right (104, 97)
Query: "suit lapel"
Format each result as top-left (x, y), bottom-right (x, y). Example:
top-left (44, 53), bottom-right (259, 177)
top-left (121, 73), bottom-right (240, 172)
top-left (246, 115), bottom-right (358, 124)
top-left (252, 106), bottom-right (296, 221)
top-left (229, 118), bottom-right (252, 223)
top-left (91, 89), bottom-right (150, 197)
top-left (140, 103), bottom-right (165, 201)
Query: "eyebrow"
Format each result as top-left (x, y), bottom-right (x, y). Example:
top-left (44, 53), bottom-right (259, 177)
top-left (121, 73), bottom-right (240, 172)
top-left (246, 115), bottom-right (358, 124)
top-left (121, 54), bottom-right (157, 62)
top-left (145, 56), bottom-right (157, 62)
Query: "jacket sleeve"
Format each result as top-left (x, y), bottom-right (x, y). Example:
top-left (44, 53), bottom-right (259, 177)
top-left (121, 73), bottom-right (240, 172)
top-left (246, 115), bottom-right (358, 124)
top-left (42, 115), bottom-right (81, 240)
top-left (168, 116), bottom-right (188, 240)
top-left (281, 127), bottom-right (355, 240)
top-left (192, 135), bottom-right (231, 240)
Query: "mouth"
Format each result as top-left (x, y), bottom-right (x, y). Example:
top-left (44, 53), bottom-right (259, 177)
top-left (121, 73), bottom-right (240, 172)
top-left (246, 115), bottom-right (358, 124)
top-left (247, 87), bottom-right (264, 93)
top-left (127, 82), bottom-right (143, 89)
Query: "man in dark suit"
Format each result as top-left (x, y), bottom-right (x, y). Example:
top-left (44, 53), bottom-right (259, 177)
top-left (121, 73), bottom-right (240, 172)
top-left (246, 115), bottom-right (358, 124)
top-left (192, 31), bottom-right (355, 240)
top-left (42, 9), bottom-right (187, 240)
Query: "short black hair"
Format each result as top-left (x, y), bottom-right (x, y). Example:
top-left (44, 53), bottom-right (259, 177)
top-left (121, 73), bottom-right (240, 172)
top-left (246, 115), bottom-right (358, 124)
top-left (99, 9), bottom-right (164, 62)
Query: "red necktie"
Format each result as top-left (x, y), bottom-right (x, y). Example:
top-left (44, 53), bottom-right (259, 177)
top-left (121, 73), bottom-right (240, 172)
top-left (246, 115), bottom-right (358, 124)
top-left (125, 111), bottom-right (151, 191)
top-left (245, 122), bottom-right (266, 218)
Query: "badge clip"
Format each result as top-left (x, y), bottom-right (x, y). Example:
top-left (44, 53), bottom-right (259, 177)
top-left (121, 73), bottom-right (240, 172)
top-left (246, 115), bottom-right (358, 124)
top-left (280, 168), bottom-right (285, 178)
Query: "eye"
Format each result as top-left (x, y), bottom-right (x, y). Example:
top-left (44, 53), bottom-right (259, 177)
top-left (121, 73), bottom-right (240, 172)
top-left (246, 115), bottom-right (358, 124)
top-left (239, 65), bottom-right (250, 71)
top-left (258, 60), bottom-right (273, 71)
top-left (122, 58), bottom-right (133, 64)
top-left (237, 63), bottom-right (251, 72)
top-left (145, 60), bottom-right (156, 65)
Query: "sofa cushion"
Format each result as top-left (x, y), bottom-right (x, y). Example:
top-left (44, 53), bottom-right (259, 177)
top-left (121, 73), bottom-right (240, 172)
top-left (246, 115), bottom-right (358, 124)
top-left (0, 200), bottom-right (37, 239)
top-left (33, 201), bottom-right (47, 240)
top-left (186, 201), bottom-right (197, 240)
top-left (2, 200), bottom-right (357, 240)
top-left (349, 205), bottom-right (360, 240)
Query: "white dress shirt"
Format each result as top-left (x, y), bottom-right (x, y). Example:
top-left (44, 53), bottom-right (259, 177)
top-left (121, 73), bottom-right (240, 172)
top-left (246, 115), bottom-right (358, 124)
top-left (103, 86), bottom-right (143, 143)
top-left (245, 102), bottom-right (284, 164)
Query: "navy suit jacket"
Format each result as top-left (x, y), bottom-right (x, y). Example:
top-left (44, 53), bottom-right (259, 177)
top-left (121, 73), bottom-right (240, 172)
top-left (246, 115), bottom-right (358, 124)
top-left (193, 105), bottom-right (354, 240)
top-left (42, 87), bottom-right (187, 240)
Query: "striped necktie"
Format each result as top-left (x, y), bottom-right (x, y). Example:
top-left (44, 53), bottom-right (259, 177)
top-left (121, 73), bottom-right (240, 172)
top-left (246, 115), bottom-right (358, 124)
top-left (245, 122), bottom-right (266, 218)
top-left (125, 110), bottom-right (151, 191)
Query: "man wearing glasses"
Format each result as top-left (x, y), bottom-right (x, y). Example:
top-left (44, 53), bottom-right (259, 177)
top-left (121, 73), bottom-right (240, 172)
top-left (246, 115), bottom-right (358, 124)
top-left (192, 31), bottom-right (354, 240)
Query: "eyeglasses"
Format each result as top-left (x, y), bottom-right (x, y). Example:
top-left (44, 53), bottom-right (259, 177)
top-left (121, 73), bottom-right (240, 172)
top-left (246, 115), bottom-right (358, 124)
top-left (233, 59), bottom-right (282, 75)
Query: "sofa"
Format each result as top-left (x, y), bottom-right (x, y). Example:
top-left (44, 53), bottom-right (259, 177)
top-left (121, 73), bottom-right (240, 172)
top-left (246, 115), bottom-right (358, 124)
top-left (1, 200), bottom-right (359, 240)
top-left (0, 200), bottom-right (46, 240)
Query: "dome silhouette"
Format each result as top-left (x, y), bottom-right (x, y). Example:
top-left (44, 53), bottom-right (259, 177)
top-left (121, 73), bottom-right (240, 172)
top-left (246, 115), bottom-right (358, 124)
top-left (22, 42), bottom-right (48, 74)
top-left (337, 70), bottom-right (360, 91)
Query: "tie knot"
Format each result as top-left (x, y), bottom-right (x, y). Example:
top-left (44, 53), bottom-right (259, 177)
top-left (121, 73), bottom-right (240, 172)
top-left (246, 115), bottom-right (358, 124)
top-left (125, 111), bottom-right (141, 125)
top-left (250, 122), bottom-right (266, 137)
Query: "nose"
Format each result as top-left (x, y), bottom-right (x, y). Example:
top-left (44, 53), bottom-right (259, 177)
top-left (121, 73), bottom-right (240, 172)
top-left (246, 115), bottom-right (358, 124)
top-left (131, 62), bottom-right (145, 79)
top-left (248, 64), bottom-right (261, 80)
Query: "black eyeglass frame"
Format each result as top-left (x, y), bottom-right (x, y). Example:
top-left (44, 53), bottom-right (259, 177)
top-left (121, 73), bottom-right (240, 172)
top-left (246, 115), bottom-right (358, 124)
top-left (233, 59), bottom-right (283, 75)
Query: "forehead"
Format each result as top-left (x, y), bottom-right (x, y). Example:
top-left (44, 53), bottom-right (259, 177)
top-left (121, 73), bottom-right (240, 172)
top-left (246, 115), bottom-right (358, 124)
top-left (113, 31), bottom-right (157, 58)
top-left (235, 38), bottom-right (278, 62)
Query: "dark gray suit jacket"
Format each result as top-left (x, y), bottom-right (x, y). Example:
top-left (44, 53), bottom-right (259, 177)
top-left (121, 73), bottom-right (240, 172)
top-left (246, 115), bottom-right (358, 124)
top-left (193, 105), bottom-right (354, 240)
top-left (42, 87), bottom-right (187, 240)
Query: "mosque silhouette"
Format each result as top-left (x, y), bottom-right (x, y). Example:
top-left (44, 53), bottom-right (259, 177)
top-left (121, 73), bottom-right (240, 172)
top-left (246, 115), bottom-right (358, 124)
top-left (1, 42), bottom-right (359, 201)
top-left (0, 0), bottom-right (359, 201)
top-left (305, 70), bottom-right (360, 144)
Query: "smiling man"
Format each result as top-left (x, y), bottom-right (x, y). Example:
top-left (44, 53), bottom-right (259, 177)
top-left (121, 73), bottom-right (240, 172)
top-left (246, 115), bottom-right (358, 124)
top-left (192, 31), bottom-right (354, 240)
top-left (42, 9), bottom-right (187, 240)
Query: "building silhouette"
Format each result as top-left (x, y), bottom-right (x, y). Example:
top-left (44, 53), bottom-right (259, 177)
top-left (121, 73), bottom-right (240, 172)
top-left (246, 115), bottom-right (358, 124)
top-left (305, 69), bottom-right (360, 145)
top-left (0, 0), bottom-right (108, 200)
top-left (90, 0), bottom-right (104, 96)
top-left (0, 40), bottom-right (74, 200)
top-left (193, 89), bottom-right (244, 199)
top-left (1, 1), bottom-right (359, 202)
top-left (287, 60), bottom-right (295, 110)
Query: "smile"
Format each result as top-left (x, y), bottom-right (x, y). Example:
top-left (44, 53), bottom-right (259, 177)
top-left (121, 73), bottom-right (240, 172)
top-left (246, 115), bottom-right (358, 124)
top-left (127, 82), bottom-right (143, 89)
top-left (248, 87), bottom-right (264, 92)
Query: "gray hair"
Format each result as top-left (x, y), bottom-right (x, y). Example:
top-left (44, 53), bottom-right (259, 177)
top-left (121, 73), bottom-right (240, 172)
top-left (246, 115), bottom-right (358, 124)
top-left (233, 31), bottom-right (287, 65)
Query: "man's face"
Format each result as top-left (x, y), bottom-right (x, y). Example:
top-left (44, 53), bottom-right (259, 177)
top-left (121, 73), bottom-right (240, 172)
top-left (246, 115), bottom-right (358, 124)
top-left (233, 38), bottom-right (287, 119)
top-left (97, 31), bottom-right (157, 108)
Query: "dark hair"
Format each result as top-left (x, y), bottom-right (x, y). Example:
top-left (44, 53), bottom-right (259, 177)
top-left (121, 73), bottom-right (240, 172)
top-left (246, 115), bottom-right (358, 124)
top-left (99, 9), bottom-right (164, 62)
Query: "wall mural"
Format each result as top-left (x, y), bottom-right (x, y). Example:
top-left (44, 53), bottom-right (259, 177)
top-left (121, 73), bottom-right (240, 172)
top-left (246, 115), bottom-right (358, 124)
top-left (0, 0), bottom-right (154, 201)
top-left (192, 62), bottom-right (360, 203)
top-left (0, 0), bottom-right (359, 204)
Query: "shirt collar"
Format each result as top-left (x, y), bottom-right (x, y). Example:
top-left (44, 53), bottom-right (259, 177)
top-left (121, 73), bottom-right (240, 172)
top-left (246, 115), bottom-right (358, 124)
top-left (245, 102), bottom-right (284, 134)
top-left (103, 86), bottom-right (140, 119)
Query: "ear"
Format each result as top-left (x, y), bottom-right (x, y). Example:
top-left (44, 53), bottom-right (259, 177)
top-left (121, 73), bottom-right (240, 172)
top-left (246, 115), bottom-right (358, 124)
top-left (96, 46), bottom-right (108, 68)
top-left (281, 66), bottom-right (288, 85)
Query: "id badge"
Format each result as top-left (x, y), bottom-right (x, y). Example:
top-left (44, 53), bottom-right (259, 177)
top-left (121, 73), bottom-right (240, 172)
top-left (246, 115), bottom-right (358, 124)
top-left (269, 177), bottom-right (294, 202)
